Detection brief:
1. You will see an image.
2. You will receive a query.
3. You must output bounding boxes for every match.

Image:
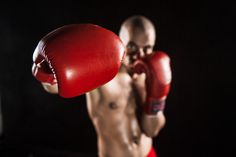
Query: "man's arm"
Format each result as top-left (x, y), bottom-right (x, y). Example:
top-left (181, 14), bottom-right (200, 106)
top-left (141, 107), bottom-right (166, 137)
top-left (133, 51), bottom-right (172, 137)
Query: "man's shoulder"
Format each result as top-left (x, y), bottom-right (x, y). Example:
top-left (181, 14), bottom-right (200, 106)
top-left (98, 72), bottom-right (132, 92)
top-left (116, 72), bottom-right (132, 83)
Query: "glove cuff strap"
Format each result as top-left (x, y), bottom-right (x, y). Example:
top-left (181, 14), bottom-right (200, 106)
top-left (144, 98), bottom-right (166, 115)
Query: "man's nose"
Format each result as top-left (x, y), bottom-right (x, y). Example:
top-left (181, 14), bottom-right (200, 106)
top-left (137, 48), bottom-right (145, 58)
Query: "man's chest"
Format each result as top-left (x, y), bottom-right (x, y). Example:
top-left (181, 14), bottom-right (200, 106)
top-left (99, 73), bottom-right (146, 109)
top-left (100, 73), bottom-right (133, 107)
top-left (86, 73), bottom-right (146, 118)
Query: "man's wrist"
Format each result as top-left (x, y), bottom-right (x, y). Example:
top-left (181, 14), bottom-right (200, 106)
top-left (144, 99), bottom-right (166, 115)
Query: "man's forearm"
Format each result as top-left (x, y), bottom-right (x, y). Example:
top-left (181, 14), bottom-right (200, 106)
top-left (141, 111), bottom-right (166, 137)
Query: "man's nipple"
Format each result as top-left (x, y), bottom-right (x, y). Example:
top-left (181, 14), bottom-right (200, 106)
top-left (109, 102), bottom-right (118, 109)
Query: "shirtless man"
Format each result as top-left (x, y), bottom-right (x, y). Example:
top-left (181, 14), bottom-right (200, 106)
top-left (32, 16), bottom-right (172, 157)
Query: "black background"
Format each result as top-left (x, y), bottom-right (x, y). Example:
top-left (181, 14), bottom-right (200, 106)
top-left (0, 0), bottom-right (235, 157)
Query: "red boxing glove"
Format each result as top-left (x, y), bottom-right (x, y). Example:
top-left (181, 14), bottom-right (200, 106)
top-left (32, 24), bottom-right (125, 98)
top-left (32, 54), bottom-right (57, 85)
top-left (133, 51), bottom-right (172, 115)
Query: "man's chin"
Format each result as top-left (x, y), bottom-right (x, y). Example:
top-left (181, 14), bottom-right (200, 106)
top-left (123, 63), bottom-right (132, 70)
top-left (121, 63), bottom-right (134, 77)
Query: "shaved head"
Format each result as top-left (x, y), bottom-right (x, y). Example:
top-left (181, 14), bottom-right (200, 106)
top-left (119, 15), bottom-right (156, 46)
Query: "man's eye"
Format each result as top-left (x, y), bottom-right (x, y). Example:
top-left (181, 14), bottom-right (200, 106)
top-left (143, 46), bottom-right (152, 54)
top-left (143, 47), bottom-right (149, 53)
top-left (127, 44), bottom-right (137, 51)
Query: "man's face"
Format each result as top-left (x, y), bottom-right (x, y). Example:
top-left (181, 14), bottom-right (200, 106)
top-left (124, 30), bottom-right (155, 66)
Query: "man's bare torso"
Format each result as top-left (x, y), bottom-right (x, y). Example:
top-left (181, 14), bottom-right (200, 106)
top-left (86, 72), bottom-right (152, 157)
